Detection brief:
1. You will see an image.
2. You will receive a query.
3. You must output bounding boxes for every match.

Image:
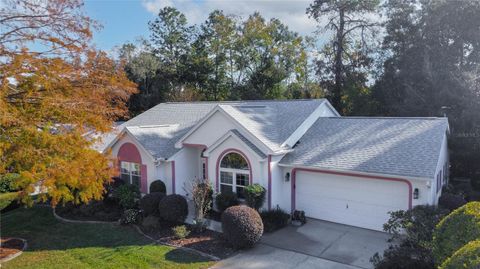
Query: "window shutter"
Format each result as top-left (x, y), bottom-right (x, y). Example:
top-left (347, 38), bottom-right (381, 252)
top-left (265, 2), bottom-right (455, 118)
top-left (140, 164), bottom-right (148, 193)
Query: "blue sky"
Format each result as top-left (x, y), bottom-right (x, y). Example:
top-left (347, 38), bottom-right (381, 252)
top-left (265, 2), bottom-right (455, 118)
top-left (84, 1), bottom-right (154, 50)
top-left (84, 0), bottom-right (317, 51)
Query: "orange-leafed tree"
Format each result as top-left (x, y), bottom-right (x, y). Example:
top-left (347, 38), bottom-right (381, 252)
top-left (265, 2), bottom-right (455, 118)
top-left (0, 0), bottom-right (137, 206)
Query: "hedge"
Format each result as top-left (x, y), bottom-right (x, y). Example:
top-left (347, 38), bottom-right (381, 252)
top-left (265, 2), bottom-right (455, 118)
top-left (440, 240), bottom-right (480, 269)
top-left (432, 202), bottom-right (480, 265)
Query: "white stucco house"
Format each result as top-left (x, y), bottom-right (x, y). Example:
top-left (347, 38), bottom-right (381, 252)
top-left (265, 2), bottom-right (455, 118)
top-left (99, 99), bottom-right (449, 231)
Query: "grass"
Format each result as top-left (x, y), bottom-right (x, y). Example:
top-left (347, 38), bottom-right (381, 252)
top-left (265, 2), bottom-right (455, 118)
top-left (0, 192), bottom-right (18, 210)
top-left (1, 207), bottom-right (214, 269)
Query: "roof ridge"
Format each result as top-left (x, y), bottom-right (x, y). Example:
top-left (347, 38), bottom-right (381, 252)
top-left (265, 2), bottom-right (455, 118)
top-left (328, 116), bottom-right (447, 120)
top-left (163, 99), bottom-right (325, 104)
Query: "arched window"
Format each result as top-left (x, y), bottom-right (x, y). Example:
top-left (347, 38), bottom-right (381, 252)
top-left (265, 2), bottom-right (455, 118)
top-left (219, 152), bottom-right (250, 198)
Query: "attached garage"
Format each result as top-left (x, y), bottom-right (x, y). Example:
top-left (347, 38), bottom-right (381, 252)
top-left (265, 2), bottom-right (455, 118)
top-left (293, 169), bottom-right (412, 231)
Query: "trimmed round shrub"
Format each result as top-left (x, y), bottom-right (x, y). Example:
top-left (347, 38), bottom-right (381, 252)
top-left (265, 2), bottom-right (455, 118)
top-left (221, 205), bottom-right (263, 249)
top-left (439, 193), bottom-right (467, 211)
top-left (432, 202), bottom-right (480, 265)
top-left (244, 184), bottom-right (266, 210)
top-left (215, 192), bottom-right (239, 212)
top-left (142, 215), bottom-right (160, 230)
top-left (139, 192), bottom-right (165, 216)
top-left (150, 180), bottom-right (166, 194)
top-left (158, 194), bottom-right (188, 223)
top-left (440, 239), bottom-right (480, 269)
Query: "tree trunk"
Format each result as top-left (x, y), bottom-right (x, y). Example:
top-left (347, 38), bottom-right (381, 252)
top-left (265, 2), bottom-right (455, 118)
top-left (333, 8), bottom-right (345, 111)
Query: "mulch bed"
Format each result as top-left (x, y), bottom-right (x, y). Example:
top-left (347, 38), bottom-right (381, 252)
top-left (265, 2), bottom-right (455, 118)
top-left (141, 221), bottom-right (236, 259)
top-left (0, 238), bottom-right (25, 260)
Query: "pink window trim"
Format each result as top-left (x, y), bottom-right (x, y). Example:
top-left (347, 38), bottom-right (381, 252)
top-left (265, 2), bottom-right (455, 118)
top-left (215, 148), bottom-right (253, 192)
top-left (118, 142), bottom-right (148, 193)
top-left (171, 161), bottom-right (176, 194)
top-left (117, 142), bottom-right (142, 164)
top-left (290, 167), bottom-right (413, 213)
top-left (267, 155), bottom-right (272, 210)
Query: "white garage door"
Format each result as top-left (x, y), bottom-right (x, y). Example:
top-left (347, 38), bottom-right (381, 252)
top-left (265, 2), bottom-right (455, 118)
top-left (295, 171), bottom-right (410, 231)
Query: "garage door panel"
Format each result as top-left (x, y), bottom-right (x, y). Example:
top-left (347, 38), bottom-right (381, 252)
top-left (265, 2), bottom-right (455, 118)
top-left (296, 171), bottom-right (409, 231)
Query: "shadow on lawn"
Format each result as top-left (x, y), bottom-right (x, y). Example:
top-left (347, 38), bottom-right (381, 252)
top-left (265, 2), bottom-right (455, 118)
top-left (2, 207), bottom-right (154, 251)
top-left (165, 248), bottom-right (212, 264)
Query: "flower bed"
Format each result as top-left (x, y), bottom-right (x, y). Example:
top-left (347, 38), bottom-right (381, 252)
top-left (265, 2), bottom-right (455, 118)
top-left (0, 238), bottom-right (26, 261)
top-left (140, 220), bottom-right (235, 259)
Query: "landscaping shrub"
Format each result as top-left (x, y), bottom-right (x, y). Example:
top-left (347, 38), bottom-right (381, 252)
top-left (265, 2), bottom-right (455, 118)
top-left (371, 242), bottom-right (434, 269)
top-left (244, 184), bottom-right (266, 210)
top-left (113, 184), bottom-right (140, 209)
top-left (172, 225), bottom-right (190, 239)
top-left (150, 180), bottom-right (167, 194)
top-left (439, 239), bottom-right (480, 269)
top-left (121, 209), bottom-right (141, 224)
top-left (383, 205), bottom-right (449, 247)
top-left (221, 205), bottom-right (263, 249)
top-left (139, 192), bottom-right (165, 216)
top-left (432, 202), bottom-right (480, 265)
top-left (103, 177), bottom-right (126, 205)
top-left (439, 192), bottom-right (467, 211)
top-left (56, 201), bottom-right (122, 221)
top-left (0, 192), bottom-right (18, 211)
top-left (0, 173), bottom-right (19, 193)
top-left (260, 207), bottom-right (290, 233)
top-left (215, 192), bottom-right (239, 212)
top-left (142, 215), bottom-right (160, 230)
top-left (158, 194), bottom-right (188, 223)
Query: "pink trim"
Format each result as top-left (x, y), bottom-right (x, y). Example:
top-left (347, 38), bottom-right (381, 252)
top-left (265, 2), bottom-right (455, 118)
top-left (171, 161), bottom-right (176, 194)
top-left (202, 156), bottom-right (209, 179)
top-left (267, 155), bottom-right (272, 210)
top-left (290, 168), bottom-right (413, 213)
top-left (183, 143), bottom-right (208, 149)
top-left (215, 148), bottom-right (253, 192)
top-left (117, 142), bottom-right (142, 163)
top-left (140, 165), bottom-right (148, 193)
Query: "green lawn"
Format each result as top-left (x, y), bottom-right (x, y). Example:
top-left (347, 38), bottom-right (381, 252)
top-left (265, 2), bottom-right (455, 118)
top-left (1, 207), bottom-right (214, 269)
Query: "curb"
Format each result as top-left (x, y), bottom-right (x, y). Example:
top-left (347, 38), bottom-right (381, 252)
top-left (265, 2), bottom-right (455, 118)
top-left (0, 238), bottom-right (27, 263)
top-left (132, 225), bottom-right (221, 261)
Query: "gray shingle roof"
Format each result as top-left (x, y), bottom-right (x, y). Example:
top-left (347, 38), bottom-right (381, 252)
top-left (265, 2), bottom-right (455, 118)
top-left (280, 117), bottom-right (449, 178)
top-left (98, 99), bottom-right (326, 158)
top-left (230, 129), bottom-right (267, 158)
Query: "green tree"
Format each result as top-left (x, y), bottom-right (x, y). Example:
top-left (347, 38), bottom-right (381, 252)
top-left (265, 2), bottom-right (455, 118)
top-left (307, 0), bottom-right (380, 113)
top-left (119, 42), bottom-right (162, 115)
top-left (148, 7), bottom-right (194, 101)
top-left (372, 0), bottom-right (480, 181)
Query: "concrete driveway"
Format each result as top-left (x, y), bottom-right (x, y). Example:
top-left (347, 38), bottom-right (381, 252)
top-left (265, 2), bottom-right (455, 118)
top-left (214, 219), bottom-right (391, 269)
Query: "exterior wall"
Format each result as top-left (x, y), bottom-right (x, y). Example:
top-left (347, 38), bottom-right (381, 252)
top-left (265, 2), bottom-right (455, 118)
top-left (431, 134), bottom-right (449, 205)
top-left (269, 155), bottom-right (286, 210)
top-left (206, 135), bottom-right (268, 210)
top-left (183, 111), bottom-right (238, 148)
top-left (111, 133), bottom-right (156, 193)
top-left (170, 147), bottom-right (202, 197)
top-left (155, 162), bottom-right (172, 194)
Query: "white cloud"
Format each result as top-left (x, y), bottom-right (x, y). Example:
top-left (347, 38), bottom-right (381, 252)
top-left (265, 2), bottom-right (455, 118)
top-left (141, 0), bottom-right (318, 36)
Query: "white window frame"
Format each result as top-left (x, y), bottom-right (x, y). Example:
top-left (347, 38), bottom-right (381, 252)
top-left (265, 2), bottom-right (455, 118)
top-left (121, 161), bottom-right (141, 187)
top-left (219, 152), bottom-right (250, 198)
top-left (219, 168), bottom-right (250, 198)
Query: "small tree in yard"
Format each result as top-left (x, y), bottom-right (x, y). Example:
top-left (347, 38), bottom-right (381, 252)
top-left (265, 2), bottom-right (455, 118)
top-left (184, 178), bottom-right (212, 229)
